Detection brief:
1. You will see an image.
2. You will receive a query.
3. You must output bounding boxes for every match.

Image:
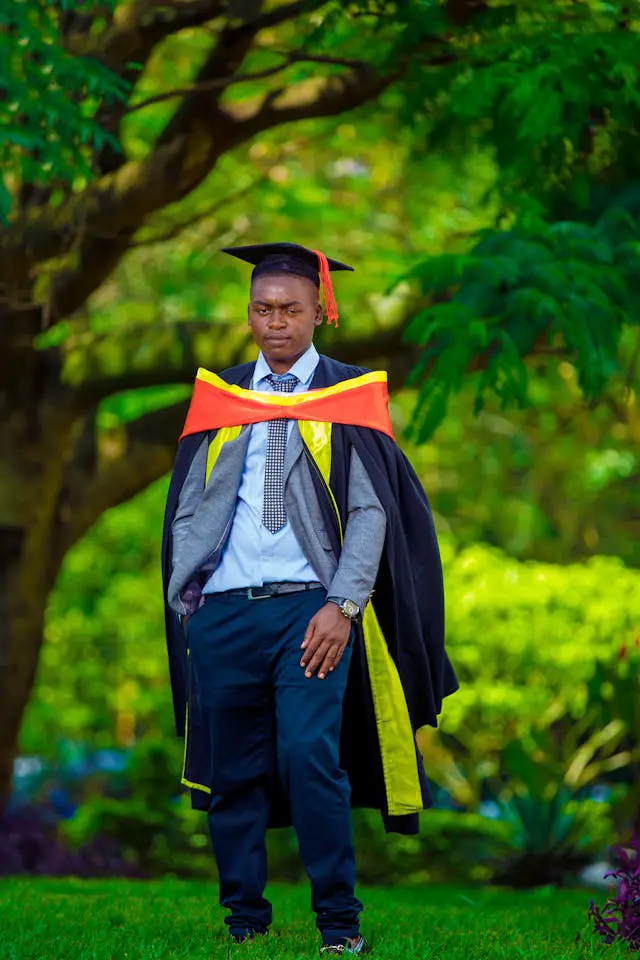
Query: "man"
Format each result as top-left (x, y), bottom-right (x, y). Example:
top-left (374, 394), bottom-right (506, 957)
top-left (161, 243), bottom-right (459, 955)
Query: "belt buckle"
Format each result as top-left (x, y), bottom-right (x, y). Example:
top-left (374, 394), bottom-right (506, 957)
top-left (247, 585), bottom-right (274, 600)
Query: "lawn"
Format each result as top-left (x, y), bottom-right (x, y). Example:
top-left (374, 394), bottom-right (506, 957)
top-left (0, 878), bottom-right (629, 960)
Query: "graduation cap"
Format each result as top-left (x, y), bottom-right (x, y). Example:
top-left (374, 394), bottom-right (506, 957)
top-left (221, 242), bottom-right (354, 328)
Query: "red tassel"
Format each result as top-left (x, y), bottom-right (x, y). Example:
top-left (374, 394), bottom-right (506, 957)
top-left (312, 248), bottom-right (339, 328)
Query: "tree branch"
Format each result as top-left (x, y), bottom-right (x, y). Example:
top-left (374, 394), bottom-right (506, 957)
top-left (54, 401), bottom-right (189, 562)
top-left (446, 0), bottom-right (489, 27)
top-left (231, 62), bottom-right (392, 137)
top-left (126, 53), bottom-right (366, 114)
top-left (70, 321), bottom-right (418, 408)
top-left (238, 0), bottom-right (328, 32)
top-left (128, 173), bottom-right (268, 247)
top-left (72, 328), bottom-right (252, 406)
top-left (128, 128), bottom-right (326, 247)
top-left (66, 0), bottom-right (227, 64)
top-left (3, 2), bottom-right (311, 305)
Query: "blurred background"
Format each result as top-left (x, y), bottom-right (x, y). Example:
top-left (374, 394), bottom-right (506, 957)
top-left (1, 0), bottom-right (639, 891)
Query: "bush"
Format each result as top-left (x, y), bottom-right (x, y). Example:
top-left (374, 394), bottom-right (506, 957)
top-left (418, 542), bottom-right (640, 817)
top-left (440, 541), bottom-right (640, 743)
top-left (352, 807), bottom-right (511, 885)
top-left (59, 739), bottom-right (213, 878)
top-left (486, 788), bottom-right (617, 888)
top-left (0, 804), bottom-right (141, 877)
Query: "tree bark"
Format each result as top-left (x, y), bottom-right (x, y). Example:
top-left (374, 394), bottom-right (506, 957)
top-left (0, 335), bottom-right (78, 811)
top-left (0, 550), bottom-right (51, 814)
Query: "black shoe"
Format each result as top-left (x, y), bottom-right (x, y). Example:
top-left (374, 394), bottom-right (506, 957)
top-left (320, 934), bottom-right (369, 955)
top-left (230, 930), bottom-right (268, 944)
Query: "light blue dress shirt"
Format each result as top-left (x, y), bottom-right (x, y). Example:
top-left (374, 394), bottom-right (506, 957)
top-left (203, 342), bottom-right (321, 593)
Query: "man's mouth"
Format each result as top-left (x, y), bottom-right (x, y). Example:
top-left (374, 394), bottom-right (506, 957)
top-left (265, 336), bottom-right (290, 343)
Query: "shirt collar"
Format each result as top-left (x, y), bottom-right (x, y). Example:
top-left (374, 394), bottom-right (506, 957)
top-left (253, 341), bottom-right (319, 388)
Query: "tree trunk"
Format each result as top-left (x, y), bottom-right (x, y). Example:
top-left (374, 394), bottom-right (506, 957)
top-left (0, 426), bottom-right (75, 814)
top-left (0, 301), bottom-right (75, 814)
top-left (0, 541), bottom-right (49, 813)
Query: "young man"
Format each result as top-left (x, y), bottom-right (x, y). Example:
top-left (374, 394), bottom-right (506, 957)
top-left (161, 243), bottom-right (459, 955)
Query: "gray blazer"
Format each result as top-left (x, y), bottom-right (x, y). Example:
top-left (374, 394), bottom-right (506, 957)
top-left (168, 422), bottom-right (386, 617)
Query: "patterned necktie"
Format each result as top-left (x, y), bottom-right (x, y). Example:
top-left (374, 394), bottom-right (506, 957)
top-left (262, 373), bottom-right (298, 533)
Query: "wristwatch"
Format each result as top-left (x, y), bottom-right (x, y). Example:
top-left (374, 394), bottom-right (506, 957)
top-left (328, 596), bottom-right (361, 621)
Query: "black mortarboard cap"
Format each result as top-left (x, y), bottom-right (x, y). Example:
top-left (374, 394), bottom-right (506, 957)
top-left (221, 242), bottom-right (354, 326)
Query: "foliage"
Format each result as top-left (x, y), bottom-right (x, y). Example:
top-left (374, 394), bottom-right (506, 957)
top-left (352, 807), bottom-right (511, 885)
top-left (0, 0), bottom-right (128, 220)
top-left (8, 0), bottom-right (640, 442)
top-left (392, 1), bottom-right (640, 440)
top-left (406, 2), bottom-right (640, 206)
top-left (59, 739), bottom-right (212, 877)
top-left (0, 790), bottom-right (614, 886)
top-left (402, 207), bottom-right (640, 440)
top-left (587, 831), bottom-right (640, 952)
top-left (396, 347), bottom-right (640, 569)
top-left (487, 788), bottom-right (616, 888)
top-left (417, 542), bottom-right (640, 808)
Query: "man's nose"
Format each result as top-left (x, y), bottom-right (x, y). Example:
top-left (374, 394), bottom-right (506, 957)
top-left (268, 311), bottom-right (287, 326)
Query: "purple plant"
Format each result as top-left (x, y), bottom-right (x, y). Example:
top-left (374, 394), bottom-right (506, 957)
top-left (586, 830), bottom-right (640, 951)
top-left (0, 803), bottom-right (144, 878)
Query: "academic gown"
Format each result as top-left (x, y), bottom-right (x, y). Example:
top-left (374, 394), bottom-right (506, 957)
top-left (161, 354), bottom-right (460, 836)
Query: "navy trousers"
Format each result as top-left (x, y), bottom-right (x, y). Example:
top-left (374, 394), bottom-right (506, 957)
top-left (186, 587), bottom-right (363, 940)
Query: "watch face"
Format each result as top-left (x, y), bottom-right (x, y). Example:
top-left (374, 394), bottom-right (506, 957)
top-left (343, 600), bottom-right (360, 619)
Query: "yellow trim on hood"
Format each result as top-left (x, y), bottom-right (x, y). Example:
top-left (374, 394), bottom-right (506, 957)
top-left (205, 425), bottom-right (243, 485)
top-left (196, 367), bottom-right (387, 407)
top-left (300, 421), bottom-right (423, 816)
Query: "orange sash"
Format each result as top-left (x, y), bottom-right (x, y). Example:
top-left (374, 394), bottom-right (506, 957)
top-left (179, 368), bottom-right (394, 440)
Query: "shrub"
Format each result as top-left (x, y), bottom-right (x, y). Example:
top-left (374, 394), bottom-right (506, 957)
top-left (0, 803), bottom-right (141, 877)
top-left (585, 831), bottom-right (640, 951)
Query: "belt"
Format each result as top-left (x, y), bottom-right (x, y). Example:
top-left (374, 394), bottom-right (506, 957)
top-left (210, 581), bottom-right (325, 601)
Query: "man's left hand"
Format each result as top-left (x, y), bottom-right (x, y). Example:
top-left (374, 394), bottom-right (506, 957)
top-left (301, 602), bottom-right (352, 680)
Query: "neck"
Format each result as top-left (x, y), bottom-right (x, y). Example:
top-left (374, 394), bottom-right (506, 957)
top-left (263, 345), bottom-right (310, 375)
top-left (265, 357), bottom-right (295, 375)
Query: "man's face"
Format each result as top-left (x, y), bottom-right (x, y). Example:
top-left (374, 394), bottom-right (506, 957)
top-left (248, 273), bottom-right (323, 370)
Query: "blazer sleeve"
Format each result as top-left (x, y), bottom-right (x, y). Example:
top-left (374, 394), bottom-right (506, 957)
top-left (171, 435), bottom-right (208, 574)
top-left (326, 446), bottom-right (386, 611)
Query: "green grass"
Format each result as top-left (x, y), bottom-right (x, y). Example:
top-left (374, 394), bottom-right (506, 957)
top-left (0, 878), bottom-right (630, 960)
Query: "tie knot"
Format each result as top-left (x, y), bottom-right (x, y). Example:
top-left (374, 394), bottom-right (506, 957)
top-left (264, 373), bottom-right (298, 394)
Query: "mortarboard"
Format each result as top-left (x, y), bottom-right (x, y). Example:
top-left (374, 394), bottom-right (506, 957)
top-left (221, 241), bottom-right (354, 328)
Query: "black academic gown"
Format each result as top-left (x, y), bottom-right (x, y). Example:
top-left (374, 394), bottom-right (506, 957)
top-left (161, 354), bottom-right (460, 835)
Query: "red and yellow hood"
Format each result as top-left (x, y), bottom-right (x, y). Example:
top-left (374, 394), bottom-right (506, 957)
top-left (179, 368), bottom-right (394, 441)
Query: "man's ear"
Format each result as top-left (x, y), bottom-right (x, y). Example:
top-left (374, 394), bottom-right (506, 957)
top-left (313, 301), bottom-right (323, 326)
